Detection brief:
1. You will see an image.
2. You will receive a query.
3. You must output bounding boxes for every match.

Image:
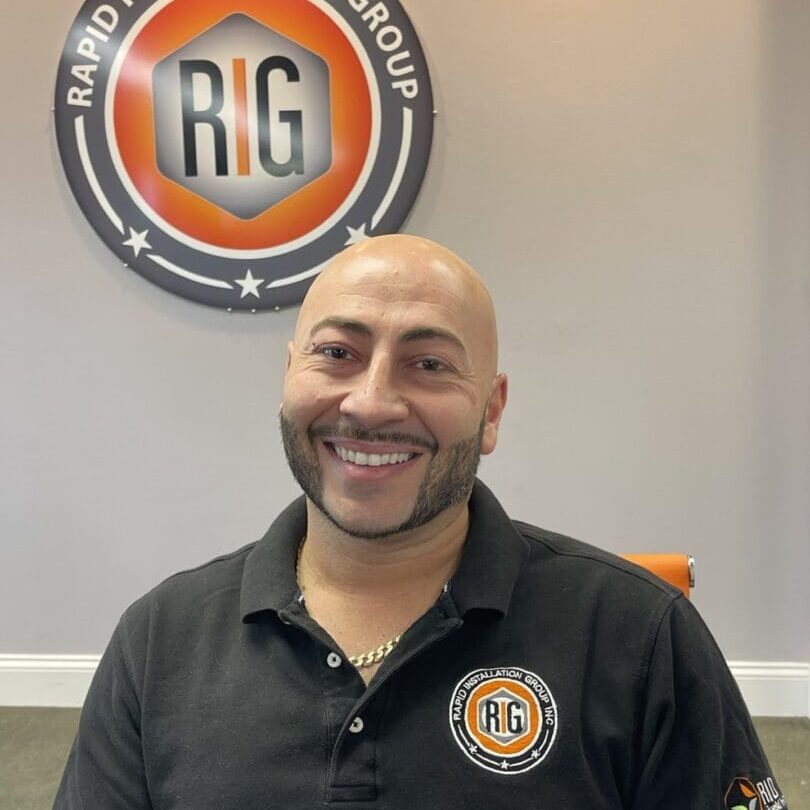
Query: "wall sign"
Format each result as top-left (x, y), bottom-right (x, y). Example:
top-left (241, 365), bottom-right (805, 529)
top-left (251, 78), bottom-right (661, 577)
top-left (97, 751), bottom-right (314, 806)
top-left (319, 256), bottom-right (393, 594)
top-left (55, 0), bottom-right (433, 310)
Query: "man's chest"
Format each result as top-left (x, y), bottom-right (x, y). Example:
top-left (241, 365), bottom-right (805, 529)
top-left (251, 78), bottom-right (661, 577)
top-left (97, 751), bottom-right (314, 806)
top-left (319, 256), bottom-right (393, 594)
top-left (139, 612), bottom-right (639, 809)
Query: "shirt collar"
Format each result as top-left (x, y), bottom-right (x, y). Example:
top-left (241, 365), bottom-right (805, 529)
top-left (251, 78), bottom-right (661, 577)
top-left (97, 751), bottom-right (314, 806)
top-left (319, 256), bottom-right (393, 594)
top-left (239, 479), bottom-right (529, 622)
top-left (240, 496), bottom-right (307, 621)
top-left (446, 479), bottom-right (530, 616)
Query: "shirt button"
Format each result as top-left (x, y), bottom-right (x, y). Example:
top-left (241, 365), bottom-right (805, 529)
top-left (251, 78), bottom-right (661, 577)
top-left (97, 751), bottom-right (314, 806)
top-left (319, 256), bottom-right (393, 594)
top-left (349, 717), bottom-right (364, 734)
top-left (326, 652), bottom-right (342, 669)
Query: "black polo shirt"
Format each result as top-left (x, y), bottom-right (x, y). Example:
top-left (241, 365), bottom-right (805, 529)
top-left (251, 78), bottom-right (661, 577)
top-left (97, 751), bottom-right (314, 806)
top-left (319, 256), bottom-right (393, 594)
top-left (54, 481), bottom-right (787, 809)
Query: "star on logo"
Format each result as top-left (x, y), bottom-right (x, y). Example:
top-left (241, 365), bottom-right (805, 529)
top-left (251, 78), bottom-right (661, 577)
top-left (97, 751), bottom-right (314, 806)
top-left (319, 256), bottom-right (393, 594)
top-left (531, 749), bottom-right (541, 759)
top-left (122, 227), bottom-right (152, 257)
top-left (468, 744), bottom-right (478, 754)
top-left (500, 760), bottom-right (509, 770)
top-left (344, 223), bottom-right (369, 245)
top-left (234, 269), bottom-right (265, 299)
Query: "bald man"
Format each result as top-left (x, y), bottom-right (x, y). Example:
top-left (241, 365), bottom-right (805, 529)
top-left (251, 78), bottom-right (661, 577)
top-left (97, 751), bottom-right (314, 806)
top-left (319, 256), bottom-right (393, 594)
top-left (54, 236), bottom-right (787, 810)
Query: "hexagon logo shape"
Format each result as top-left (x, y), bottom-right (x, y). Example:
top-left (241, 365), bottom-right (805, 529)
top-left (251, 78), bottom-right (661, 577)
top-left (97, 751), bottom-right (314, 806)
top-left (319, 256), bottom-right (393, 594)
top-left (471, 685), bottom-right (535, 750)
top-left (475, 687), bottom-right (531, 745)
top-left (152, 13), bottom-right (332, 219)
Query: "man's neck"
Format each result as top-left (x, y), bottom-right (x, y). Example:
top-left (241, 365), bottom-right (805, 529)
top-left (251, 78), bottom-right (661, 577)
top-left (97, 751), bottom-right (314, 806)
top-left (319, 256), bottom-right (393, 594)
top-left (296, 502), bottom-right (470, 683)
top-left (298, 502), bottom-right (470, 601)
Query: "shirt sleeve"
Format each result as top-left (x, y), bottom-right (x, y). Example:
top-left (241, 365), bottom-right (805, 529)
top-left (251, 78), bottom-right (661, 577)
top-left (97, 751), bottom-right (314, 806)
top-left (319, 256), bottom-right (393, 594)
top-left (52, 618), bottom-right (153, 810)
top-left (630, 595), bottom-right (789, 809)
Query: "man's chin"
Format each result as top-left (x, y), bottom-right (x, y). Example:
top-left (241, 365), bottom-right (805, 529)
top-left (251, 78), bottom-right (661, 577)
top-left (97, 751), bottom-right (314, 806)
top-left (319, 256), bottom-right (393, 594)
top-left (317, 498), bottom-right (413, 540)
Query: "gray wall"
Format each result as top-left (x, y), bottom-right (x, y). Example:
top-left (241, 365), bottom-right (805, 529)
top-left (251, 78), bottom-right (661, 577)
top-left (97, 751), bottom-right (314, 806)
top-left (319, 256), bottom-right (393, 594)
top-left (2, 0), bottom-right (808, 662)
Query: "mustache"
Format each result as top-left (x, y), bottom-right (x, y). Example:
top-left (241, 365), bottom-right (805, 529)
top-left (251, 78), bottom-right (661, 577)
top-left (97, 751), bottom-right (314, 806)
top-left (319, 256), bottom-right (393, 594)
top-left (309, 424), bottom-right (437, 453)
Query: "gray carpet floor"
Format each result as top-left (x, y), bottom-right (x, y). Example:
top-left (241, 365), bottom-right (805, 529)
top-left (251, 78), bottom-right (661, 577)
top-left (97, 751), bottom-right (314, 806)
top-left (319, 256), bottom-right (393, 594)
top-left (0, 709), bottom-right (807, 809)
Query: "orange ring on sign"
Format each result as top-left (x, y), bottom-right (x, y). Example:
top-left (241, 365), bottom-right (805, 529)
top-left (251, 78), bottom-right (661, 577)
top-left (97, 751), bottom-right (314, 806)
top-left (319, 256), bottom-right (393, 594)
top-left (112, 0), bottom-right (372, 250)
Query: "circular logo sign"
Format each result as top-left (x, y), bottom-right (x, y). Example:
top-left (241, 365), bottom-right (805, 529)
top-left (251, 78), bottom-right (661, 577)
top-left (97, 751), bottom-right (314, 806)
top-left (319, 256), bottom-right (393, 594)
top-left (449, 668), bottom-right (558, 775)
top-left (54, 0), bottom-right (433, 310)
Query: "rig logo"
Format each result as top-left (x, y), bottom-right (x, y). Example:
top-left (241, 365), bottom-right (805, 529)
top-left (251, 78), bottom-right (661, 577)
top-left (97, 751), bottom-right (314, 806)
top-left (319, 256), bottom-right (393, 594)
top-left (55, 0), bottom-right (433, 309)
top-left (724, 776), bottom-right (787, 810)
top-left (449, 668), bottom-right (558, 775)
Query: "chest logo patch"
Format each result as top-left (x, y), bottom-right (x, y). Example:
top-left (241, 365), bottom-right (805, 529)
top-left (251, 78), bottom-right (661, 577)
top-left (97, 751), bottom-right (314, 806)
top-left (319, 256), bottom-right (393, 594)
top-left (449, 667), bottom-right (558, 775)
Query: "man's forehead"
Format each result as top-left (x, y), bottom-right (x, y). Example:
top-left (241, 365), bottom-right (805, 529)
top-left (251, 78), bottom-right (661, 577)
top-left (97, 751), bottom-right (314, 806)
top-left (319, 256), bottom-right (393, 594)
top-left (311, 252), bottom-right (469, 303)
top-left (298, 259), bottom-right (468, 332)
top-left (309, 281), bottom-right (467, 321)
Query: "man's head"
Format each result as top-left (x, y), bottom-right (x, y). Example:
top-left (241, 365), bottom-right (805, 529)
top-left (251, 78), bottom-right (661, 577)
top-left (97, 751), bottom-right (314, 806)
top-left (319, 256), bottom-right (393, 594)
top-left (280, 234), bottom-right (507, 539)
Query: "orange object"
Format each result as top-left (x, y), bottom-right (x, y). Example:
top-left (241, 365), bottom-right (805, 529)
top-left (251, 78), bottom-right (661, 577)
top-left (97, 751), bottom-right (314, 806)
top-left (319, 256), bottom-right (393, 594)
top-left (621, 554), bottom-right (695, 598)
top-left (232, 58), bottom-right (251, 177)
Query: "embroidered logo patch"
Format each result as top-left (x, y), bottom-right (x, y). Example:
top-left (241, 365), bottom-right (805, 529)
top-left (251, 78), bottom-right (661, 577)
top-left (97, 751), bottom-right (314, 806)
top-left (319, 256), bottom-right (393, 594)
top-left (724, 776), bottom-right (788, 810)
top-left (449, 667), bottom-right (558, 774)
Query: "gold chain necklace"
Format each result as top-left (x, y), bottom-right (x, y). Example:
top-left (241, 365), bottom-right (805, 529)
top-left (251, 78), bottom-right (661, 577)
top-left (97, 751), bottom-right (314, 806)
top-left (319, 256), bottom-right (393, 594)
top-left (296, 539), bottom-right (402, 669)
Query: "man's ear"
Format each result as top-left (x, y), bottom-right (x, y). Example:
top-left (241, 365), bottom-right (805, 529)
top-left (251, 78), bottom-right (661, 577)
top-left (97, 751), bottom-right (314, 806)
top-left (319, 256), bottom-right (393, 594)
top-left (480, 373), bottom-right (508, 456)
top-left (285, 341), bottom-right (293, 372)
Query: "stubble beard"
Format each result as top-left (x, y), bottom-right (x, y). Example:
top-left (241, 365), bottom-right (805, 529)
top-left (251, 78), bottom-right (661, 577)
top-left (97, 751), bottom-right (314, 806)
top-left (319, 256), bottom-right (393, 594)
top-left (279, 411), bottom-right (483, 539)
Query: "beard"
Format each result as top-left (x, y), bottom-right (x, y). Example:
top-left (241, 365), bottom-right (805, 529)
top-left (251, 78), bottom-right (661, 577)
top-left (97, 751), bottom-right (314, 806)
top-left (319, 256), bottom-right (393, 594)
top-left (279, 411), bottom-right (483, 539)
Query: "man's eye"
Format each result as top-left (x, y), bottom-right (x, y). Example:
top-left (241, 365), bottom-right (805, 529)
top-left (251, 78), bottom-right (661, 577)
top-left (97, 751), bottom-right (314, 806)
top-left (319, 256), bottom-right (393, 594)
top-left (319, 346), bottom-right (351, 360)
top-left (415, 358), bottom-right (445, 372)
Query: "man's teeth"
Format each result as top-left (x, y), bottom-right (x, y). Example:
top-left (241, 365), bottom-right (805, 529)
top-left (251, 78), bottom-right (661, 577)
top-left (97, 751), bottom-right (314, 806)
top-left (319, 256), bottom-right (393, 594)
top-left (333, 445), bottom-right (414, 466)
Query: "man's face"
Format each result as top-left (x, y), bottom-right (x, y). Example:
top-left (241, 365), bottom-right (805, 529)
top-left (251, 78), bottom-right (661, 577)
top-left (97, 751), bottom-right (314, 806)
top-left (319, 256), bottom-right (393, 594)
top-left (280, 237), bottom-right (506, 539)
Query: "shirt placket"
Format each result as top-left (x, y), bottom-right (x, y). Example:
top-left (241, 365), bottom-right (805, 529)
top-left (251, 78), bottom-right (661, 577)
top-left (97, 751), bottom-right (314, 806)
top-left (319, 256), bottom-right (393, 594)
top-left (278, 594), bottom-right (464, 804)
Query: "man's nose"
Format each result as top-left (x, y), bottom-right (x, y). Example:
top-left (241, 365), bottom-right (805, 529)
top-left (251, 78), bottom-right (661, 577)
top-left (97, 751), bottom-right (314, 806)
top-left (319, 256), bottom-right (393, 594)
top-left (338, 357), bottom-right (409, 428)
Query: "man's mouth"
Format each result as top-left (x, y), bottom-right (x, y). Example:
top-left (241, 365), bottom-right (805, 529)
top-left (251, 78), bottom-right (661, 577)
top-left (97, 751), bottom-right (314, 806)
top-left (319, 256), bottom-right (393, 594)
top-left (324, 441), bottom-right (420, 467)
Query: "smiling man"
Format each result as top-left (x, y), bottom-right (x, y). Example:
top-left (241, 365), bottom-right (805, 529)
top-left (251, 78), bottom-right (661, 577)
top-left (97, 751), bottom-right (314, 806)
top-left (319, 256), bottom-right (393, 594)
top-left (282, 235), bottom-right (503, 537)
top-left (54, 236), bottom-right (787, 809)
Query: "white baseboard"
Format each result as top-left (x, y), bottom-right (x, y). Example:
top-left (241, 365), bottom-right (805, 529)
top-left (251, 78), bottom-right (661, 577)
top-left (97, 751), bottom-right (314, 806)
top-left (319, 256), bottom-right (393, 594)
top-left (728, 661), bottom-right (810, 718)
top-left (0, 655), bottom-right (99, 708)
top-left (1, 655), bottom-right (808, 716)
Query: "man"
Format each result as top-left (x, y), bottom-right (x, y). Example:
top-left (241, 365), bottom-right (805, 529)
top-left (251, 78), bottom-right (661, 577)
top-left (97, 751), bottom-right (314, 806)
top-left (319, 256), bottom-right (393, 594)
top-left (55, 235), bottom-right (787, 809)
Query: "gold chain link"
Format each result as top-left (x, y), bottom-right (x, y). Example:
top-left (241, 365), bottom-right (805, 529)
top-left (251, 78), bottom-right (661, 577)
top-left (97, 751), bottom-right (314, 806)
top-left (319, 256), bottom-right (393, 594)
top-left (348, 635), bottom-right (401, 669)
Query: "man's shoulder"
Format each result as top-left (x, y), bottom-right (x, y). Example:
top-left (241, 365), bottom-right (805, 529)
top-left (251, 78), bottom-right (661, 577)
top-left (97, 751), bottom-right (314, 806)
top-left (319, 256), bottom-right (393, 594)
top-left (465, 481), bottom-right (683, 619)
top-left (121, 540), bottom-right (258, 628)
top-left (160, 540), bottom-right (258, 591)
top-left (500, 519), bottom-right (697, 675)
top-left (513, 518), bottom-right (683, 605)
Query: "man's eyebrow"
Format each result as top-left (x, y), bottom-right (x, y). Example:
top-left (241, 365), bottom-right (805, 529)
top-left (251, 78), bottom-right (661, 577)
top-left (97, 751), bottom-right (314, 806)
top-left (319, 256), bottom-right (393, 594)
top-left (400, 327), bottom-right (467, 355)
top-left (309, 317), bottom-right (372, 338)
top-left (308, 319), bottom-right (468, 356)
